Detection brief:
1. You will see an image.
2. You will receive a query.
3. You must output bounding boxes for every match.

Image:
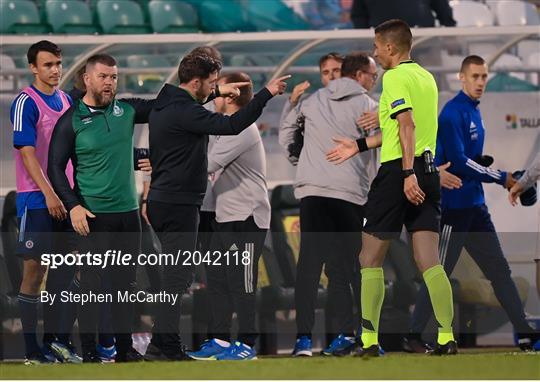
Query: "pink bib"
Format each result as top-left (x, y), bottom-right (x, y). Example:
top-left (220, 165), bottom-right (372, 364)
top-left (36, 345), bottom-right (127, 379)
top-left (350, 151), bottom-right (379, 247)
top-left (14, 86), bottom-right (74, 192)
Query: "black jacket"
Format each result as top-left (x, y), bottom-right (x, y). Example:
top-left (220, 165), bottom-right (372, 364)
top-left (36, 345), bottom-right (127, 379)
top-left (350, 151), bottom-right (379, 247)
top-left (351, 0), bottom-right (456, 28)
top-left (148, 84), bottom-right (273, 205)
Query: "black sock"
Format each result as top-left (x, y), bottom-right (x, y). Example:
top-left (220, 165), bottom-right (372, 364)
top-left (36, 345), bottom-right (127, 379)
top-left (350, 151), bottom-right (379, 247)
top-left (57, 278), bottom-right (80, 346)
top-left (18, 293), bottom-right (41, 356)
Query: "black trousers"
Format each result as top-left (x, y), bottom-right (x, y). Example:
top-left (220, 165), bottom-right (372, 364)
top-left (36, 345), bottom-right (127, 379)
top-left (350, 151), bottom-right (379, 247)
top-left (295, 196), bottom-right (364, 338)
top-left (78, 210), bottom-right (141, 355)
top-left (147, 201), bottom-right (198, 355)
top-left (410, 204), bottom-right (532, 334)
top-left (206, 216), bottom-right (267, 347)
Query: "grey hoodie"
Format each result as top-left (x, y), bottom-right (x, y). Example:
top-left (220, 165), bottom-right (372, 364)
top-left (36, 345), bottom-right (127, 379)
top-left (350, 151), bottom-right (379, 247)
top-left (519, 151), bottom-right (540, 189)
top-left (282, 77), bottom-right (379, 205)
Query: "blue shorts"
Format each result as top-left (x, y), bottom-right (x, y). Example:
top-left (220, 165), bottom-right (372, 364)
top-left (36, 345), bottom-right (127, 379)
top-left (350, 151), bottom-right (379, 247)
top-left (16, 208), bottom-right (74, 260)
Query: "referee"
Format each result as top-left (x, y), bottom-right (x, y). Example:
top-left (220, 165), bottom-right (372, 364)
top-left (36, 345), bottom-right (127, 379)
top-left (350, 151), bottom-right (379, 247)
top-left (328, 19), bottom-right (457, 356)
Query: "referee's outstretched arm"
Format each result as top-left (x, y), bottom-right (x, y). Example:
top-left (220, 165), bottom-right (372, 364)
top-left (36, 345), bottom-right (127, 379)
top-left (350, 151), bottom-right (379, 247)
top-left (325, 132), bottom-right (381, 164)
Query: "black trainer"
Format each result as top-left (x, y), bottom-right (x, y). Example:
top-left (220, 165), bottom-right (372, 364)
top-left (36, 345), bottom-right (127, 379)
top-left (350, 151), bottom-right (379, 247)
top-left (82, 351), bottom-right (103, 363)
top-left (24, 352), bottom-right (54, 365)
top-left (517, 331), bottom-right (540, 352)
top-left (144, 343), bottom-right (192, 361)
top-left (430, 340), bottom-right (458, 355)
top-left (354, 344), bottom-right (382, 358)
top-left (402, 334), bottom-right (432, 354)
top-left (116, 348), bottom-right (144, 362)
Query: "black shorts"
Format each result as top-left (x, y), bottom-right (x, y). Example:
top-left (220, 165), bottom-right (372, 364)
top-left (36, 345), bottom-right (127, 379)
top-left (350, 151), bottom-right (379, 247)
top-left (364, 157), bottom-right (441, 240)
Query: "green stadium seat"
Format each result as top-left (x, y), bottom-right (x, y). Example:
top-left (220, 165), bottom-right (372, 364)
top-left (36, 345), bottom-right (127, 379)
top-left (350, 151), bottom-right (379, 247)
top-left (45, 0), bottom-right (99, 34)
top-left (132, 0), bottom-right (152, 24)
top-left (148, 0), bottom-right (199, 33)
top-left (96, 0), bottom-right (152, 34)
top-left (0, 0), bottom-right (51, 34)
top-left (197, 0), bottom-right (256, 33)
top-left (487, 73), bottom-right (540, 92)
top-left (228, 53), bottom-right (275, 90)
top-left (126, 54), bottom-right (171, 68)
top-left (126, 54), bottom-right (170, 93)
top-left (244, 0), bottom-right (310, 31)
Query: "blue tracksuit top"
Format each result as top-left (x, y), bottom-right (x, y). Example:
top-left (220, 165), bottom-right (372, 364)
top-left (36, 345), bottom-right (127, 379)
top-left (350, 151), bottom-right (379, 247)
top-left (435, 91), bottom-right (507, 210)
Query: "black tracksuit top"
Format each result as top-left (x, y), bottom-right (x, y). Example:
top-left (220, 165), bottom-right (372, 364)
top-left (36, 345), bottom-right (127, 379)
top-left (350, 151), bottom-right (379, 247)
top-left (148, 84), bottom-right (273, 206)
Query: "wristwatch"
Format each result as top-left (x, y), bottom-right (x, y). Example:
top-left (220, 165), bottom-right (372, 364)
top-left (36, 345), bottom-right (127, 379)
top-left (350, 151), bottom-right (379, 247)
top-left (402, 169), bottom-right (415, 179)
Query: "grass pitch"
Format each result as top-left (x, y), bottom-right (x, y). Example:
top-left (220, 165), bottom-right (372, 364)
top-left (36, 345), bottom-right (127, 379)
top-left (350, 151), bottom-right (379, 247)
top-left (1, 350), bottom-right (539, 380)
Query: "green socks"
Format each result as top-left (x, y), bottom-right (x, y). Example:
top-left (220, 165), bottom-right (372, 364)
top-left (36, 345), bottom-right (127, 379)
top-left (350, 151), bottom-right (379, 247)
top-left (360, 267), bottom-right (385, 348)
top-left (424, 264), bottom-right (455, 345)
top-left (360, 265), bottom-right (455, 347)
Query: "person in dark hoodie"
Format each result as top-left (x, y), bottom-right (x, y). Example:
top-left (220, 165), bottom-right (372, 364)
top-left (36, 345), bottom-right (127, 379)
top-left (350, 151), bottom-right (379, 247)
top-left (144, 49), bottom-right (289, 361)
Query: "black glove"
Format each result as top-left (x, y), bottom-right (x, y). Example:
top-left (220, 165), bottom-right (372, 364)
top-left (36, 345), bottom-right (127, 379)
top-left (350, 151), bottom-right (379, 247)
top-left (474, 155), bottom-right (494, 167)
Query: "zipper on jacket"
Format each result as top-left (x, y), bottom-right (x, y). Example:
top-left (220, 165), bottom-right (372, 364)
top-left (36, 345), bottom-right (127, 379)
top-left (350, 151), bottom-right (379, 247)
top-left (79, 100), bottom-right (111, 132)
top-left (102, 113), bottom-right (111, 132)
top-left (89, 110), bottom-right (111, 132)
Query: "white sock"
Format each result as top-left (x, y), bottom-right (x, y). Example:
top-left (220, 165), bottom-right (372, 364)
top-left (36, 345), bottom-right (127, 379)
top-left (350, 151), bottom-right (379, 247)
top-left (213, 338), bottom-right (230, 347)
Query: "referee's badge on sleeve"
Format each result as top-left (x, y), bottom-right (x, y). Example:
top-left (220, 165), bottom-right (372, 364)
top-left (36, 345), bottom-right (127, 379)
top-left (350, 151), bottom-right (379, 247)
top-left (391, 99), bottom-right (405, 109)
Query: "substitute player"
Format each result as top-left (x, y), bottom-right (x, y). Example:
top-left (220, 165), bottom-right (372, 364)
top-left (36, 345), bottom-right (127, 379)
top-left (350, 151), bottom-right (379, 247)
top-left (10, 40), bottom-right (79, 364)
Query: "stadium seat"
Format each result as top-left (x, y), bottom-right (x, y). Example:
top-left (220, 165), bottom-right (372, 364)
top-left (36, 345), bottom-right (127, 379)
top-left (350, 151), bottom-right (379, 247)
top-left (491, 0), bottom-right (540, 26)
top-left (487, 72), bottom-right (540, 91)
top-left (527, 51), bottom-right (540, 85)
top-left (500, 0), bottom-right (540, 25)
top-left (518, 39), bottom-right (540, 63)
top-left (449, 0), bottom-right (494, 27)
top-left (491, 53), bottom-right (526, 81)
top-left (228, 53), bottom-right (276, 92)
top-left (126, 54), bottom-right (170, 93)
top-left (0, 0), bottom-right (51, 34)
top-left (440, 51), bottom-right (464, 92)
top-left (0, 54), bottom-right (16, 92)
top-left (132, 0), bottom-right (152, 24)
top-left (197, 0), bottom-right (256, 32)
top-left (45, 0), bottom-right (99, 34)
top-left (244, 0), bottom-right (310, 31)
top-left (96, 0), bottom-right (152, 34)
top-left (148, 0), bottom-right (199, 33)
